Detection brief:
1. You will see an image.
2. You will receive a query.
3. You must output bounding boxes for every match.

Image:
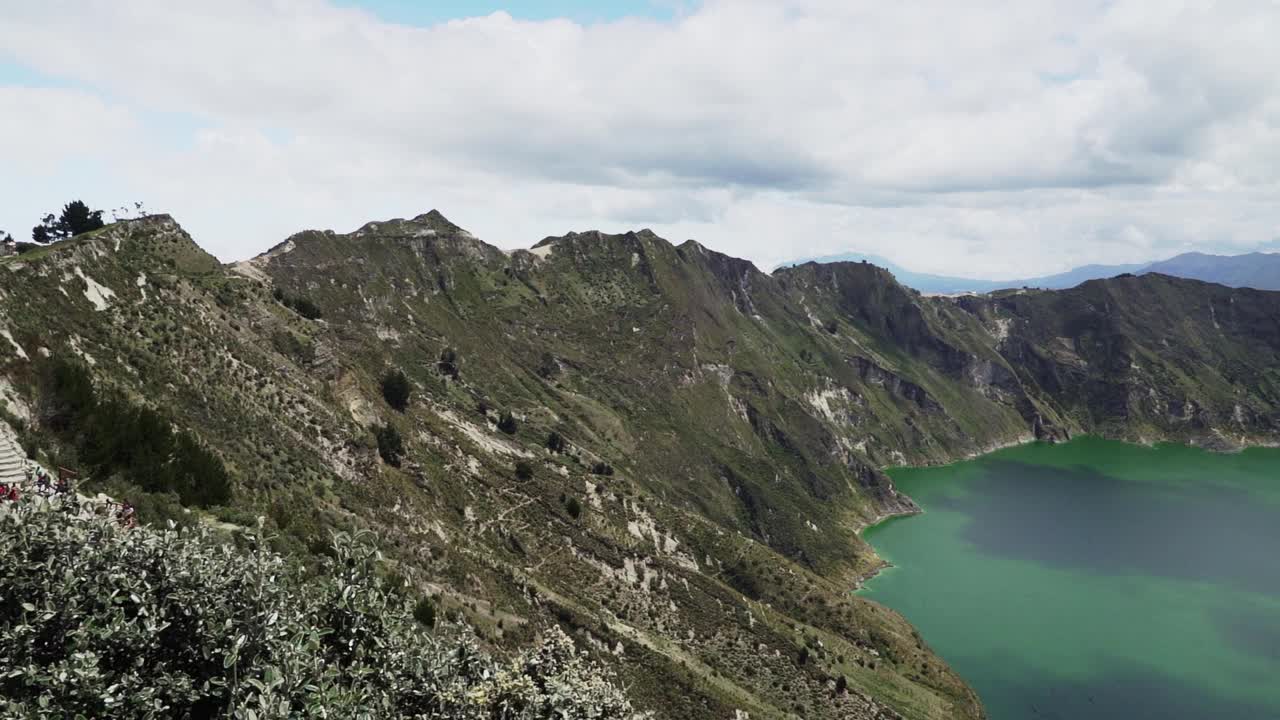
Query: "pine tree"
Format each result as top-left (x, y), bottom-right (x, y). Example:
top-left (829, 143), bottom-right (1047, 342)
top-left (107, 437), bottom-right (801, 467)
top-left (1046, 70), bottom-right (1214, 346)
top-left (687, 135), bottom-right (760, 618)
top-left (60, 200), bottom-right (106, 236)
top-left (30, 200), bottom-right (105, 243)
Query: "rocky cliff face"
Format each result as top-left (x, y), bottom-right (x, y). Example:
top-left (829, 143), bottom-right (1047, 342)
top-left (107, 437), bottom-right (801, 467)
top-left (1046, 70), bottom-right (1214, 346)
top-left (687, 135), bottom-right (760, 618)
top-left (3, 213), bottom-right (1278, 720)
top-left (956, 276), bottom-right (1280, 447)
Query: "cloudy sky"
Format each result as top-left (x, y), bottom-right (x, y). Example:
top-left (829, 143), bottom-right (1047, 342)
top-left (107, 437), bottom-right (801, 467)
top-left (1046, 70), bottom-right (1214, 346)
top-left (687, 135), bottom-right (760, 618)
top-left (1, 1), bottom-right (1278, 277)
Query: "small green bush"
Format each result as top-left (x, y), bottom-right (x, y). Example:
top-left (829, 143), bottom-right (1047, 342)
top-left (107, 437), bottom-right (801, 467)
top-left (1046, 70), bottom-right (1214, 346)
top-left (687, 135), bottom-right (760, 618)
top-left (515, 460), bottom-right (534, 480)
top-left (272, 287), bottom-right (323, 320)
top-left (375, 423), bottom-right (404, 467)
top-left (565, 496), bottom-right (582, 520)
top-left (270, 330), bottom-right (314, 364)
top-left (438, 347), bottom-right (459, 380)
top-left (413, 597), bottom-right (437, 628)
top-left (497, 411), bottom-right (518, 435)
top-left (380, 368), bottom-right (411, 411)
top-left (546, 431), bottom-right (566, 453)
top-left (591, 462), bottom-right (614, 477)
top-left (537, 352), bottom-right (560, 380)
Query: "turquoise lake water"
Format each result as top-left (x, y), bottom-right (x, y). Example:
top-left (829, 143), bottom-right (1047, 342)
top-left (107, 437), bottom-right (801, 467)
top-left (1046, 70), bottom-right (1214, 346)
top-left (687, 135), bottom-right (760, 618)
top-left (860, 437), bottom-right (1280, 720)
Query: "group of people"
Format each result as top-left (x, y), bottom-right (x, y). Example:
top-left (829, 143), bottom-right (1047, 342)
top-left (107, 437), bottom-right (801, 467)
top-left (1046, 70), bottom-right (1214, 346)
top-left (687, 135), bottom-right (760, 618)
top-left (116, 502), bottom-right (137, 528)
top-left (0, 464), bottom-right (136, 527)
top-left (31, 466), bottom-right (71, 496)
top-left (0, 466), bottom-right (70, 504)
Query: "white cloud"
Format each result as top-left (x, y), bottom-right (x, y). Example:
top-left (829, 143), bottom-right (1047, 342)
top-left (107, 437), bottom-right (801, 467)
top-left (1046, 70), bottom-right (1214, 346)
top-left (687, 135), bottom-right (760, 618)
top-left (0, 0), bottom-right (1277, 277)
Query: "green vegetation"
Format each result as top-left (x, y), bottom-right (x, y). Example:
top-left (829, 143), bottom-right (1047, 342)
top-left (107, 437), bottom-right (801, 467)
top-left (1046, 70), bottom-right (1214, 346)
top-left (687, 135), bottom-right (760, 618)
top-left (537, 351), bottom-right (560, 380)
top-left (380, 368), bottom-right (411, 411)
top-left (272, 287), bottom-right (323, 320)
top-left (413, 597), bottom-right (438, 628)
top-left (31, 199), bottom-right (105, 243)
top-left (546, 431), bottom-right (566, 453)
top-left (38, 357), bottom-right (231, 507)
top-left (0, 498), bottom-right (633, 719)
top-left (497, 411), bottom-right (518, 435)
top-left (375, 423), bottom-right (404, 467)
top-left (438, 347), bottom-right (459, 379)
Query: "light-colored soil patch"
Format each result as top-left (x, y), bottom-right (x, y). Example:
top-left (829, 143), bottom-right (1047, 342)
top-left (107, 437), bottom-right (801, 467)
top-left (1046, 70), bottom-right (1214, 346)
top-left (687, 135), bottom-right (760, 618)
top-left (74, 266), bottom-right (115, 310)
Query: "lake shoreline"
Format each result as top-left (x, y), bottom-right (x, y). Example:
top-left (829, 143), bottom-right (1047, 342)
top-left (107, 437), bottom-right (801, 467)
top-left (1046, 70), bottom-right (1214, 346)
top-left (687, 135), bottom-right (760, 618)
top-left (852, 429), bottom-right (1280, 591)
top-left (853, 437), bottom-right (1280, 719)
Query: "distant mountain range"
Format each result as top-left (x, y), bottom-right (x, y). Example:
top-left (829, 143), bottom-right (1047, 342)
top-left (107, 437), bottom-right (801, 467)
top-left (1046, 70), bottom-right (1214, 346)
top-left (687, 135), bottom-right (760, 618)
top-left (777, 251), bottom-right (1280, 294)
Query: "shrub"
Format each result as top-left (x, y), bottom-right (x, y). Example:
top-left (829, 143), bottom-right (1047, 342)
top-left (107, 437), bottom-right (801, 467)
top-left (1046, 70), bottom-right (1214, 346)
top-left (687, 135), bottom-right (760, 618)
top-left (515, 460), bottom-right (534, 480)
top-left (565, 496), bottom-right (582, 520)
top-left (413, 597), bottom-right (437, 628)
top-left (375, 423), bottom-right (404, 467)
top-left (537, 351), bottom-right (560, 380)
top-left (546, 431), bottom-right (566, 453)
top-left (497, 411), bottom-right (518, 435)
top-left (0, 500), bottom-right (636, 718)
top-left (289, 296), bottom-right (323, 320)
top-left (272, 287), bottom-right (323, 320)
top-left (438, 347), bottom-right (459, 379)
top-left (270, 331), bottom-right (314, 364)
top-left (591, 462), bottom-right (614, 477)
top-left (380, 368), bottom-right (411, 411)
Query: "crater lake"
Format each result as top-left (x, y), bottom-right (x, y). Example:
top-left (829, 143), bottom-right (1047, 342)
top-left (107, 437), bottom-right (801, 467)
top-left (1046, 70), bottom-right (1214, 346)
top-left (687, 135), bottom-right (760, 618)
top-left (860, 437), bottom-right (1280, 720)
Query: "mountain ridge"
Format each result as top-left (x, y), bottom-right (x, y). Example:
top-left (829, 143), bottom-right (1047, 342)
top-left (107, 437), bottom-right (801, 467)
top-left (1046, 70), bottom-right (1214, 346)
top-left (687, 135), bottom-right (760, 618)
top-left (4, 212), bottom-right (1279, 719)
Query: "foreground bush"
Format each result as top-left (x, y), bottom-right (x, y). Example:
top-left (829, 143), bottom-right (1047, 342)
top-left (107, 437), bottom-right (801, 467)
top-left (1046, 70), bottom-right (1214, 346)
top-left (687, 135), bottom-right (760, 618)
top-left (0, 497), bottom-right (637, 719)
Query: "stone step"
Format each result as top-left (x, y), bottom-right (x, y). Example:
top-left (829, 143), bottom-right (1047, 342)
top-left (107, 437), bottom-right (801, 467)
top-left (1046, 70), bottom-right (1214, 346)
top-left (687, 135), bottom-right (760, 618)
top-left (0, 434), bottom-right (27, 483)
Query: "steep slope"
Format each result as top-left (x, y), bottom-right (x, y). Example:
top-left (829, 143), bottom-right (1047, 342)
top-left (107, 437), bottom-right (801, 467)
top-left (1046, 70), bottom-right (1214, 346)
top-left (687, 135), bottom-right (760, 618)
top-left (0, 216), bottom-right (981, 720)
top-left (957, 275), bottom-right (1280, 445)
top-left (3, 213), bottom-right (1278, 719)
